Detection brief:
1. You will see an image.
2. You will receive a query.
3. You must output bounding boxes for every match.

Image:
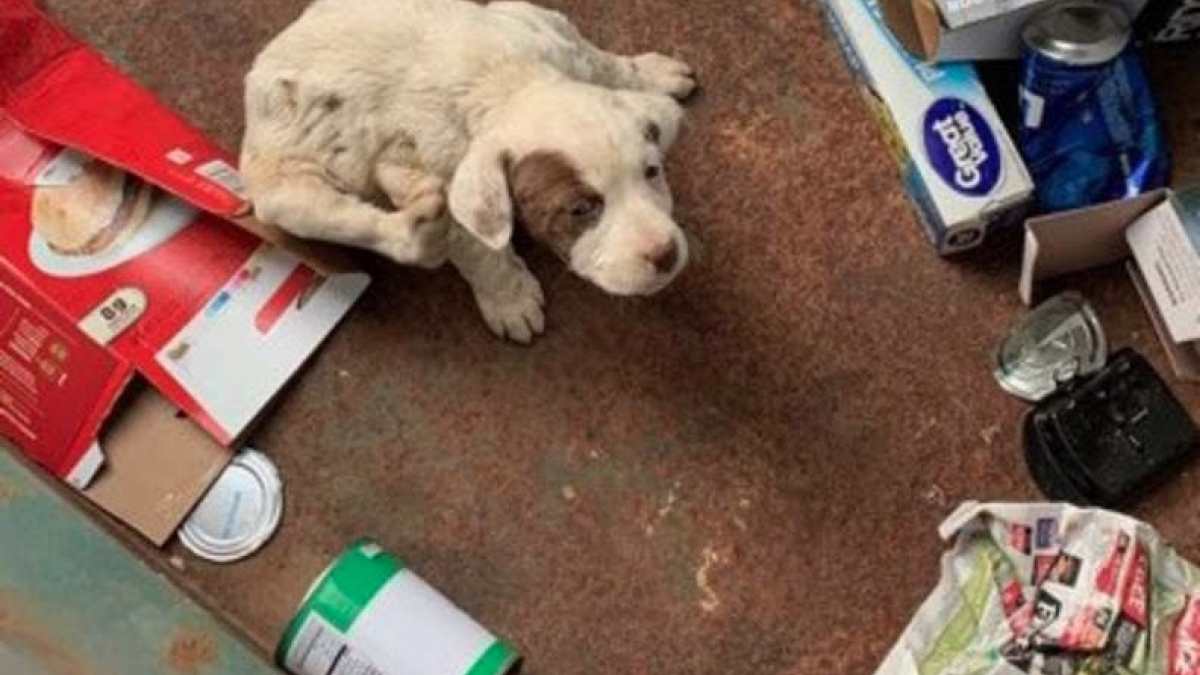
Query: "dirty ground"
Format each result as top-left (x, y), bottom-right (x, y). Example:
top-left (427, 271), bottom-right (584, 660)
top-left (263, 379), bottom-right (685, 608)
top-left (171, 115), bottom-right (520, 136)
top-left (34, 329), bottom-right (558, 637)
top-left (37, 0), bottom-right (1200, 673)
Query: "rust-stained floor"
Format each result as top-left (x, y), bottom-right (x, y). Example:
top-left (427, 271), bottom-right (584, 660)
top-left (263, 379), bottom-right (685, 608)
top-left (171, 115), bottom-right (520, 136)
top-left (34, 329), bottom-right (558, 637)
top-left (36, 0), bottom-right (1200, 673)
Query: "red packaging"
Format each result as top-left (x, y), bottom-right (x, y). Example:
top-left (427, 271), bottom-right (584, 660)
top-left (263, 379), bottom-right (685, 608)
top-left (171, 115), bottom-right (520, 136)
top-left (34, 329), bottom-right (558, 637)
top-left (0, 0), bottom-right (368, 484)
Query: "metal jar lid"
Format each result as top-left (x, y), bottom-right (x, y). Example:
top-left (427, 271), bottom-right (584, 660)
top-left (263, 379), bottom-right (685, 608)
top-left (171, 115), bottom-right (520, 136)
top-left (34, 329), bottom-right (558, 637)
top-left (993, 292), bottom-right (1108, 402)
top-left (1021, 1), bottom-right (1131, 65)
top-left (180, 449), bottom-right (284, 563)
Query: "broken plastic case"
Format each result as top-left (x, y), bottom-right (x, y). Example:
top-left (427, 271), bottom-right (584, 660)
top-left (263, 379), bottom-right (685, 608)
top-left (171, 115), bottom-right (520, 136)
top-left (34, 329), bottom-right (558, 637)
top-left (995, 293), bottom-right (1199, 506)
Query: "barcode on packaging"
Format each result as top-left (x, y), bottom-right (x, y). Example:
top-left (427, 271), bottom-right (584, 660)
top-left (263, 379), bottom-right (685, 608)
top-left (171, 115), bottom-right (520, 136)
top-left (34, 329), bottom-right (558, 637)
top-left (285, 614), bottom-right (386, 675)
top-left (195, 160), bottom-right (245, 196)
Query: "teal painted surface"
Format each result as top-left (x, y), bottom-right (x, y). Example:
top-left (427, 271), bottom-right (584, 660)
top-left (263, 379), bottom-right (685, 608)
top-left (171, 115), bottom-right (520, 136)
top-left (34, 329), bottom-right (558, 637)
top-left (0, 446), bottom-right (281, 675)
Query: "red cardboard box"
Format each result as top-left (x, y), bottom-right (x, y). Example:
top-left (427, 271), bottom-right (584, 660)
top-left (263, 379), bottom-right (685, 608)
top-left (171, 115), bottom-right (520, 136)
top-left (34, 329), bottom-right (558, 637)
top-left (0, 0), bottom-right (369, 542)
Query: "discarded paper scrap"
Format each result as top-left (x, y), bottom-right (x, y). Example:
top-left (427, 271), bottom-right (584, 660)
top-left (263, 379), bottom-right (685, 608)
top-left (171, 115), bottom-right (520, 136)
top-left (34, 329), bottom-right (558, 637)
top-left (876, 502), bottom-right (1200, 675)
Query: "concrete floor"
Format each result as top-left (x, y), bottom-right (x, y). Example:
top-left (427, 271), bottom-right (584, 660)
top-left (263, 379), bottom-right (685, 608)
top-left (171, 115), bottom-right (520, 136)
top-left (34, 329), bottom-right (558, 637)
top-left (40, 0), bottom-right (1200, 673)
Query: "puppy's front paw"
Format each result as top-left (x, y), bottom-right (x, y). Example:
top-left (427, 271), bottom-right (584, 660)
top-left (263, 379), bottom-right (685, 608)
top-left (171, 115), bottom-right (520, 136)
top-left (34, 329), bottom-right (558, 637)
top-left (631, 53), bottom-right (697, 100)
top-left (474, 265), bottom-right (546, 344)
top-left (377, 192), bottom-right (449, 268)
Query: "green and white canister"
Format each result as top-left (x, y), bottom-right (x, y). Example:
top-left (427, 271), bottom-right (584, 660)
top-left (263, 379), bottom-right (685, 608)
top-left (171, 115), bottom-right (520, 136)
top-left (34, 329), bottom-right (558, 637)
top-left (277, 539), bottom-right (521, 675)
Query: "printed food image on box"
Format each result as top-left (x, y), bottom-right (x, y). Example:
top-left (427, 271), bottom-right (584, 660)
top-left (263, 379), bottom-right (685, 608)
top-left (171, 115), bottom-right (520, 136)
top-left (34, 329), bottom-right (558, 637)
top-left (26, 149), bottom-right (192, 278)
top-left (0, 119), bottom-right (367, 445)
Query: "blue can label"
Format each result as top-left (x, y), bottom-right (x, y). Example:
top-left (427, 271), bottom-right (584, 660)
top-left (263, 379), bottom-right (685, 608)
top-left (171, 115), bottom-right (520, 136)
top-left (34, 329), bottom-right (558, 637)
top-left (1017, 48), bottom-right (1169, 212)
top-left (923, 98), bottom-right (1002, 197)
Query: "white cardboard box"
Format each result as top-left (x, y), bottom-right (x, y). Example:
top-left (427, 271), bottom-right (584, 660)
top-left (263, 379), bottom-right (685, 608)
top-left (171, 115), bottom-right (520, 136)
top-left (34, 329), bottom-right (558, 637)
top-left (1020, 189), bottom-right (1200, 382)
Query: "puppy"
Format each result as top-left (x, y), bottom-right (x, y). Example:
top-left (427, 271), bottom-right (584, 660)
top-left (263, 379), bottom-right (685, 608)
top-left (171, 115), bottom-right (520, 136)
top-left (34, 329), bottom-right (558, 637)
top-left (242, 0), bottom-right (696, 342)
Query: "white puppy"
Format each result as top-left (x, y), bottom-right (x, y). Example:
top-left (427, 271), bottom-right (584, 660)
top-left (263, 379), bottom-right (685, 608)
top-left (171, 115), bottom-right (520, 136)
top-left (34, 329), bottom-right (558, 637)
top-left (241, 0), bottom-right (696, 342)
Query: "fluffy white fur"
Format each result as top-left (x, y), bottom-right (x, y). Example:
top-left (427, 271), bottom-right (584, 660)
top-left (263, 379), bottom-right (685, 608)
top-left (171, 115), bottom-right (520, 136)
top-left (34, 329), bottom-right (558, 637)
top-left (242, 0), bottom-right (695, 342)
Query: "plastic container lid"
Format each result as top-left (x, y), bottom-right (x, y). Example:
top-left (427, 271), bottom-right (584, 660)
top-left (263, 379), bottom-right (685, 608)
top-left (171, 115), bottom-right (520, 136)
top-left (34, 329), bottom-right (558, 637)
top-left (993, 292), bottom-right (1108, 402)
top-left (179, 449), bottom-right (283, 563)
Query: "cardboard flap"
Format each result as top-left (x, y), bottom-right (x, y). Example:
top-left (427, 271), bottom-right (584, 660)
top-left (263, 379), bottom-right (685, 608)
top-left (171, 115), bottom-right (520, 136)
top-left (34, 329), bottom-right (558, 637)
top-left (0, 0), bottom-right (354, 275)
top-left (1018, 191), bottom-right (1168, 305)
top-left (230, 215), bottom-right (358, 276)
top-left (0, 0), bottom-right (74, 101)
top-left (0, 0), bottom-right (244, 216)
top-left (0, 259), bottom-right (134, 481)
top-left (83, 385), bottom-right (229, 545)
top-left (1128, 261), bottom-right (1200, 382)
top-left (913, 0), bottom-right (945, 58)
top-left (879, 0), bottom-right (942, 59)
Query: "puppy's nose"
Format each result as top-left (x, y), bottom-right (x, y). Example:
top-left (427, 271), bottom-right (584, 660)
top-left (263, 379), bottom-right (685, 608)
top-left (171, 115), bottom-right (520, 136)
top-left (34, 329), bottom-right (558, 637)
top-left (645, 240), bottom-right (679, 275)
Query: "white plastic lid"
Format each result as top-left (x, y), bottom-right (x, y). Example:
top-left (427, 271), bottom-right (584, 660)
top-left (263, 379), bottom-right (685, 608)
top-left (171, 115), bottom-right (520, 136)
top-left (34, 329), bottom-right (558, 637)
top-left (179, 449), bottom-right (283, 563)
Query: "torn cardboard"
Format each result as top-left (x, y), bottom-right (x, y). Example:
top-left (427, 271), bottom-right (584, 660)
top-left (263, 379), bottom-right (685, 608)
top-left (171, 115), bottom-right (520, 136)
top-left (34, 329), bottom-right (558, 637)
top-left (1019, 189), bottom-right (1200, 382)
top-left (84, 386), bottom-right (228, 546)
top-left (0, 0), bottom-right (368, 543)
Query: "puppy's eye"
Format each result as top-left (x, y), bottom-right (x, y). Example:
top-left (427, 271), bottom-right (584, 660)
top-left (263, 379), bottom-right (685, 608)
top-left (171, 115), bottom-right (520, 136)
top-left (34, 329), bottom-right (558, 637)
top-left (570, 197), bottom-right (602, 220)
top-left (644, 122), bottom-right (662, 144)
top-left (645, 165), bottom-right (662, 180)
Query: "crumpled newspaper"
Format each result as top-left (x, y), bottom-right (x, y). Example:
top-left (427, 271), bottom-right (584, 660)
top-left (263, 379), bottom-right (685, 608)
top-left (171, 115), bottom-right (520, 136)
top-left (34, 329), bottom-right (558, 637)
top-left (877, 502), bottom-right (1200, 675)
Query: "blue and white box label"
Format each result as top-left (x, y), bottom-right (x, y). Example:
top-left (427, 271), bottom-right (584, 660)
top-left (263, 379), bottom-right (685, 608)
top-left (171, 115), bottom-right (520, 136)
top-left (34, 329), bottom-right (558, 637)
top-left (823, 0), bottom-right (1034, 254)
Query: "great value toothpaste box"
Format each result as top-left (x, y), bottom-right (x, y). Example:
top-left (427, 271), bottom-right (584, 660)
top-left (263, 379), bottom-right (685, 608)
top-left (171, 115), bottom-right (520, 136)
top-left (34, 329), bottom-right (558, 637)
top-left (0, 0), bottom-right (368, 542)
top-left (825, 0), bottom-right (1035, 254)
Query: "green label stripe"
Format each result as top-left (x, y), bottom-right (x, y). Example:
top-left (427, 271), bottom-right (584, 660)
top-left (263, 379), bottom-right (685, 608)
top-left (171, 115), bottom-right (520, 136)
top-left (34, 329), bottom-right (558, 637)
top-left (466, 641), bottom-right (521, 675)
top-left (276, 539), bottom-right (404, 664)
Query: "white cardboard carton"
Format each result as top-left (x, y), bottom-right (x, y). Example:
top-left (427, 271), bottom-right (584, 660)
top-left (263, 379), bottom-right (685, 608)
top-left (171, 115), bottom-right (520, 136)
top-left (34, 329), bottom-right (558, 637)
top-left (1020, 189), bottom-right (1200, 382)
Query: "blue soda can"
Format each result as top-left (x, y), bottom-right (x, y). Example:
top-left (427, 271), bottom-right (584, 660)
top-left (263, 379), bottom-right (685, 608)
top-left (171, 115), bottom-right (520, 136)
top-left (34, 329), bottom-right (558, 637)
top-left (1018, 1), bottom-right (1169, 212)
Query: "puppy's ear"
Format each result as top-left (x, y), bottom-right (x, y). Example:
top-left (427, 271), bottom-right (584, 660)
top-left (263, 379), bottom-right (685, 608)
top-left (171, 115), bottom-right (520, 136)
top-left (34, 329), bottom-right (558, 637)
top-left (619, 92), bottom-right (685, 151)
top-left (448, 138), bottom-right (513, 250)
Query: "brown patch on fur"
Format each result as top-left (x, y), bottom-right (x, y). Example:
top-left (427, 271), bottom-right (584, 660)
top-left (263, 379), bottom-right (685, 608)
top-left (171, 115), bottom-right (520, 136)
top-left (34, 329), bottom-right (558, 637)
top-left (508, 151), bottom-right (601, 258)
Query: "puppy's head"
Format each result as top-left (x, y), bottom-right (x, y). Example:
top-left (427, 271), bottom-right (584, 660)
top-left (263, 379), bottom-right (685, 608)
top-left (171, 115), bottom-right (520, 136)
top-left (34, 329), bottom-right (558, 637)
top-left (448, 82), bottom-right (688, 296)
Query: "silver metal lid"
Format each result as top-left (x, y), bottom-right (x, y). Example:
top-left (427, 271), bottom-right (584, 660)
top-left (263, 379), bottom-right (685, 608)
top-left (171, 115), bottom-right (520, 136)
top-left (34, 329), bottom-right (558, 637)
top-left (994, 292), bottom-right (1108, 402)
top-left (1021, 1), bottom-right (1131, 65)
top-left (179, 449), bottom-right (283, 563)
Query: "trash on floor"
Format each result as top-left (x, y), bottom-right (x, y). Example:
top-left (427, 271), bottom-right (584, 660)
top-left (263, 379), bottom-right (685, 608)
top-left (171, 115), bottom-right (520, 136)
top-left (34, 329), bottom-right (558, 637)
top-left (996, 292), bottom-right (1200, 505)
top-left (875, 502), bottom-right (1200, 675)
top-left (80, 387), bottom-right (231, 545)
top-left (1017, 1), bottom-right (1169, 212)
top-left (278, 540), bottom-right (522, 675)
top-left (829, 0), bottom-right (1197, 261)
top-left (1019, 187), bottom-right (1200, 382)
top-left (179, 448), bottom-right (284, 563)
top-left (0, 0), bottom-right (367, 544)
top-left (823, 0), bottom-right (1035, 255)
top-left (994, 292), bottom-right (1108, 402)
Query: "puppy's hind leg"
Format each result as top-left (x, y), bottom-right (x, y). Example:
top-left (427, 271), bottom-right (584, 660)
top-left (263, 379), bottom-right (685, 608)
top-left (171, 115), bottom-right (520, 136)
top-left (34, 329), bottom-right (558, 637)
top-left (374, 161), bottom-right (450, 266)
top-left (448, 226), bottom-right (545, 344)
top-left (246, 161), bottom-right (448, 268)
